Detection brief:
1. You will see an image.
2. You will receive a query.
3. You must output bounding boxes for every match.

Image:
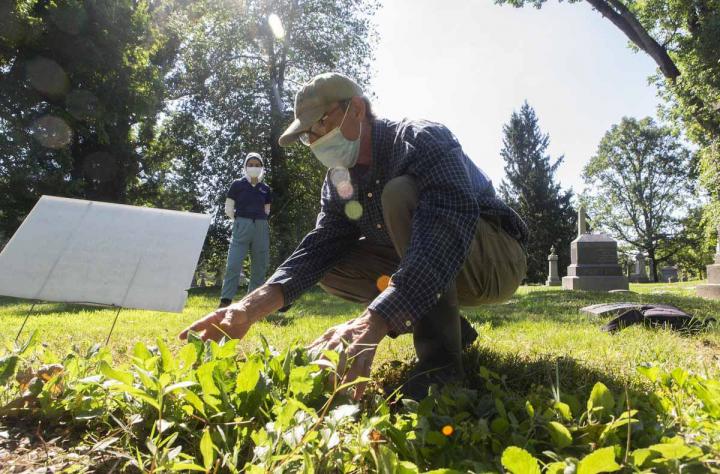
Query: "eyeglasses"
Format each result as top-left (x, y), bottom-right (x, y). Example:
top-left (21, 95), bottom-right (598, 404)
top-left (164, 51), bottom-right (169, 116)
top-left (298, 103), bottom-right (344, 146)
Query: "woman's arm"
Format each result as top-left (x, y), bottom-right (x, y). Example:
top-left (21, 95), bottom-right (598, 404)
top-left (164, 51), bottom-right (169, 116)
top-left (225, 198), bottom-right (235, 220)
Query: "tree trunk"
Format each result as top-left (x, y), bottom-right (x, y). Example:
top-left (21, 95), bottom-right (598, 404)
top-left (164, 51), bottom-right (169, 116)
top-left (647, 248), bottom-right (658, 282)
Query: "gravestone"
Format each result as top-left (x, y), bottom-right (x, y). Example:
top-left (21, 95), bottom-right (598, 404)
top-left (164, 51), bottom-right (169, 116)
top-left (696, 225), bottom-right (720, 300)
top-left (660, 266), bottom-right (679, 283)
top-left (546, 246), bottom-right (561, 286)
top-left (629, 251), bottom-right (650, 283)
top-left (562, 207), bottom-right (629, 291)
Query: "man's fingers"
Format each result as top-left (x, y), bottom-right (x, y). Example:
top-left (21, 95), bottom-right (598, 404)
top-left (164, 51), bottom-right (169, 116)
top-left (307, 327), bottom-right (341, 352)
top-left (343, 346), bottom-right (375, 400)
top-left (179, 311), bottom-right (223, 341)
top-left (343, 357), bottom-right (370, 400)
top-left (199, 323), bottom-right (224, 343)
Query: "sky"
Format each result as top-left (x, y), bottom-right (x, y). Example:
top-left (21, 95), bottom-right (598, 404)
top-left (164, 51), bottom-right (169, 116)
top-left (369, 0), bottom-right (663, 195)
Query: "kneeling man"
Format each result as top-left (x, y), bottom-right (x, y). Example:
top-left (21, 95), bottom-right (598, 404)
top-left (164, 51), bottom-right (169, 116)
top-left (181, 73), bottom-right (527, 400)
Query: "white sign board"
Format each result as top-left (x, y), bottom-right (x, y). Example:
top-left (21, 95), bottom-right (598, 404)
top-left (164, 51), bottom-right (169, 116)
top-left (0, 196), bottom-right (211, 313)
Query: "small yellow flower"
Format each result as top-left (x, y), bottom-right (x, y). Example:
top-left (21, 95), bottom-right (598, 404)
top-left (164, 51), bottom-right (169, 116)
top-left (441, 425), bottom-right (454, 436)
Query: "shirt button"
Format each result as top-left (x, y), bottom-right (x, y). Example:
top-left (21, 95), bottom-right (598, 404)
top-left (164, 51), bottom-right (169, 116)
top-left (436, 293), bottom-right (442, 299)
top-left (367, 192), bottom-right (373, 198)
top-left (405, 320), bottom-right (412, 327)
top-left (376, 223), bottom-right (382, 229)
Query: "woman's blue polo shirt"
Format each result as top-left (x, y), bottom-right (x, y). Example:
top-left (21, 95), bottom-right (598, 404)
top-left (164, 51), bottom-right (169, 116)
top-left (227, 177), bottom-right (272, 220)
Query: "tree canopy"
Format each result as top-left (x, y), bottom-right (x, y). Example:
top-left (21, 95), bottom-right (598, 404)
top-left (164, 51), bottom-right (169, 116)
top-left (0, 0), bottom-right (181, 237)
top-left (583, 117), bottom-right (693, 280)
top-left (0, 0), bottom-right (379, 274)
top-left (499, 102), bottom-right (576, 283)
top-left (494, 0), bottom-right (720, 232)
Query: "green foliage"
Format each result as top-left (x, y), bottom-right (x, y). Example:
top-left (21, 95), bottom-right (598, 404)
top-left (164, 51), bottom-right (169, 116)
top-left (1, 331), bottom-right (719, 472)
top-left (0, 0), bottom-right (182, 236)
top-left (498, 101), bottom-right (576, 283)
top-left (576, 446), bottom-right (620, 474)
top-left (152, 0), bottom-right (379, 272)
top-left (583, 117), bottom-right (693, 281)
top-left (502, 446), bottom-right (541, 473)
top-left (0, 0), bottom-right (379, 273)
top-left (656, 205), bottom-right (717, 279)
top-left (698, 141), bottom-right (720, 230)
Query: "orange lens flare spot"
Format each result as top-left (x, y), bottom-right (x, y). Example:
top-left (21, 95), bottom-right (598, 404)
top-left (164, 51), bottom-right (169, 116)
top-left (376, 275), bottom-right (391, 292)
top-left (441, 425), bottom-right (454, 436)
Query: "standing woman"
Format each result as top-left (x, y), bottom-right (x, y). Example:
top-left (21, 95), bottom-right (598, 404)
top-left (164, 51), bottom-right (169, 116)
top-left (219, 152), bottom-right (272, 308)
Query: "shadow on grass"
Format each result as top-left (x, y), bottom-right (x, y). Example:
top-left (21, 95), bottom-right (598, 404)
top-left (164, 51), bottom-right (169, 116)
top-left (0, 286), bottom-right (222, 317)
top-left (286, 287), bottom-right (365, 318)
top-left (0, 297), bottom-right (117, 317)
top-left (464, 345), bottom-right (634, 395)
top-left (377, 342), bottom-right (651, 407)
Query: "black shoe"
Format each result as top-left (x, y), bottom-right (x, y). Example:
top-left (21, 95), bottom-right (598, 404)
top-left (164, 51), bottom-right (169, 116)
top-left (218, 298), bottom-right (231, 308)
top-left (460, 316), bottom-right (478, 349)
top-left (277, 303), bottom-right (293, 313)
top-left (403, 363), bottom-right (463, 401)
top-left (405, 285), bottom-right (465, 401)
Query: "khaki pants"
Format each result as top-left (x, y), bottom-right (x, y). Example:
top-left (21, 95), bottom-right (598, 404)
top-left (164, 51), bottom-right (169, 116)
top-left (319, 175), bottom-right (526, 309)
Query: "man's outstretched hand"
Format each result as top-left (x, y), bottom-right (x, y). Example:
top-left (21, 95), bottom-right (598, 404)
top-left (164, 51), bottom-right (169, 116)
top-left (178, 305), bottom-right (254, 342)
top-left (307, 310), bottom-right (389, 400)
top-left (179, 284), bottom-right (284, 342)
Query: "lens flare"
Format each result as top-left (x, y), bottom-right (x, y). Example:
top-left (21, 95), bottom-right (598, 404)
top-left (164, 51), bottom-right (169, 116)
top-left (376, 275), bottom-right (391, 292)
top-left (442, 425), bottom-right (454, 436)
top-left (268, 14), bottom-right (285, 39)
top-left (31, 115), bottom-right (72, 149)
top-left (337, 181), bottom-right (354, 199)
top-left (344, 201), bottom-right (363, 220)
top-left (26, 57), bottom-right (69, 97)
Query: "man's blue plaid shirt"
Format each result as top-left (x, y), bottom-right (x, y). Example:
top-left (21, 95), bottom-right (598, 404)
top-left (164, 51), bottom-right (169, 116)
top-left (267, 118), bottom-right (527, 336)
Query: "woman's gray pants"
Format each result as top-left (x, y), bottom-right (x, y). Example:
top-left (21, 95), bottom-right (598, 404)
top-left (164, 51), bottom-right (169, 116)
top-left (220, 217), bottom-right (270, 300)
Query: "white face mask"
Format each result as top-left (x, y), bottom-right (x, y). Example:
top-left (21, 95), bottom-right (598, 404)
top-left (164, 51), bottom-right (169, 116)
top-left (309, 104), bottom-right (361, 169)
top-left (246, 167), bottom-right (262, 179)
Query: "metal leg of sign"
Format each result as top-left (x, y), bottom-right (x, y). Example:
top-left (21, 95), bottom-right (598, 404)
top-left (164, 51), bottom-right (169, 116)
top-left (105, 306), bottom-right (123, 346)
top-left (15, 302), bottom-right (37, 343)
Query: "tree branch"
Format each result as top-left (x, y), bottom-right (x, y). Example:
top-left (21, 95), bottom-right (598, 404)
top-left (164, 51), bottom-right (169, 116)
top-left (585, 0), bottom-right (680, 79)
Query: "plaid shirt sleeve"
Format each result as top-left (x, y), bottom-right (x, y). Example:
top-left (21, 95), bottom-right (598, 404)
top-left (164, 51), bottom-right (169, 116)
top-left (266, 180), bottom-right (361, 306)
top-left (368, 125), bottom-right (482, 336)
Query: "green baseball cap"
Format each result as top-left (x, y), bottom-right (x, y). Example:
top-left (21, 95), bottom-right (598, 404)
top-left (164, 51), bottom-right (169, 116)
top-left (279, 72), bottom-right (363, 147)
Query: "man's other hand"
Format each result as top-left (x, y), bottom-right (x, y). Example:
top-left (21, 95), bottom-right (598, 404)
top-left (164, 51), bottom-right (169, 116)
top-left (307, 310), bottom-right (389, 400)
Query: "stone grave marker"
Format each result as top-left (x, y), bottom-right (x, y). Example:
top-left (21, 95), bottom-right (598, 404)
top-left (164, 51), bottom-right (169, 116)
top-left (562, 207), bottom-right (629, 291)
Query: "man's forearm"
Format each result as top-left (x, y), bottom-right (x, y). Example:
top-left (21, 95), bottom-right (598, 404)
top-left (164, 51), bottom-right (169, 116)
top-left (237, 284), bottom-right (285, 322)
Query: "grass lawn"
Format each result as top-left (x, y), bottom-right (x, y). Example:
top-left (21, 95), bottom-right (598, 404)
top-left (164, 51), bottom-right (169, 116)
top-left (1, 281), bottom-right (719, 472)
top-left (1, 280), bottom-right (718, 393)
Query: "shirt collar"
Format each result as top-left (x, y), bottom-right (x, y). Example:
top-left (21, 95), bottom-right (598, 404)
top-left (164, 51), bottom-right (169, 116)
top-left (352, 118), bottom-right (386, 186)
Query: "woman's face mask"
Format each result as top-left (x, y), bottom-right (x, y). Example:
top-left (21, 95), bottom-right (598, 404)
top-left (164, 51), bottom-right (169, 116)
top-left (246, 166), bottom-right (262, 179)
top-left (309, 103), bottom-right (361, 169)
